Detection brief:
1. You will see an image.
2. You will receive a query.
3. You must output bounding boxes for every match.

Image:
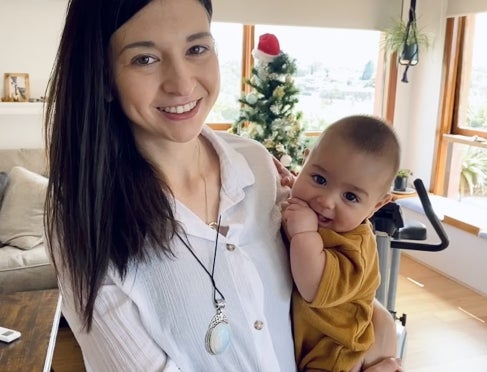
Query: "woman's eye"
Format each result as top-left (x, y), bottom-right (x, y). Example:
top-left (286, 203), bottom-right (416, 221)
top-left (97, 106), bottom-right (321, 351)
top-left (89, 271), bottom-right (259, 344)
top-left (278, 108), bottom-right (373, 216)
top-left (344, 192), bottom-right (359, 203)
top-left (188, 45), bottom-right (209, 56)
top-left (133, 55), bottom-right (157, 66)
top-left (312, 174), bottom-right (327, 185)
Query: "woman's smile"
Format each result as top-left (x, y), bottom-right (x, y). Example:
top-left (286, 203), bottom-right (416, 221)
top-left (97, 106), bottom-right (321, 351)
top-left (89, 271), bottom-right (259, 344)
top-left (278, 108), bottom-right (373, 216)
top-left (158, 99), bottom-right (199, 114)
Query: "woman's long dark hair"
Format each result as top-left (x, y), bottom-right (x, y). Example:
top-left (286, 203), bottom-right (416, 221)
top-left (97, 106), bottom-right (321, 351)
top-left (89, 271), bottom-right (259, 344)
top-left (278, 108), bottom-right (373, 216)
top-left (44, 0), bottom-right (213, 330)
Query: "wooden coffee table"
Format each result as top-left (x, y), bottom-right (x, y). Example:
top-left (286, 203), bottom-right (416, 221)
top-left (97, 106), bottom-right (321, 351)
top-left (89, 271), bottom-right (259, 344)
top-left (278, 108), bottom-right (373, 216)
top-left (0, 289), bottom-right (61, 372)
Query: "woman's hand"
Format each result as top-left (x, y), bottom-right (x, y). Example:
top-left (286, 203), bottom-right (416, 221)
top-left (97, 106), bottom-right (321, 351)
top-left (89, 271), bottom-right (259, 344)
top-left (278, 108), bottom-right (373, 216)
top-left (272, 156), bottom-right (295, 187)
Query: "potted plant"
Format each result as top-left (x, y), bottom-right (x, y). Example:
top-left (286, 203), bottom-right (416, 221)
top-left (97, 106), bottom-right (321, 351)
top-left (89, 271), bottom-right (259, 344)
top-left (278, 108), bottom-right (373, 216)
top-left (383, 18), bottom-right (430, 64)
top-left (394, 168), bottom-right (413, 191)
top-left (382, 17), bottom-right (431, 82)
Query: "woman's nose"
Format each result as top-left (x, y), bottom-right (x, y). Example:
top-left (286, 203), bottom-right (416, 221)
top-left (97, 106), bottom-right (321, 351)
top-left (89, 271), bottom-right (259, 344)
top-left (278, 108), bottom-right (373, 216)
top-left (161, 60), bottom-right (196, 96)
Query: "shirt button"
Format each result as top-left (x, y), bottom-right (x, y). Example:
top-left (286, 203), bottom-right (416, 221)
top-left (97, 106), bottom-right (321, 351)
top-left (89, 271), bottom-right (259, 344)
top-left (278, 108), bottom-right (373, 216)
top-left (226, 244), bottom-right (236, 251)
top-left (254, 320), bottom-right (264, 330)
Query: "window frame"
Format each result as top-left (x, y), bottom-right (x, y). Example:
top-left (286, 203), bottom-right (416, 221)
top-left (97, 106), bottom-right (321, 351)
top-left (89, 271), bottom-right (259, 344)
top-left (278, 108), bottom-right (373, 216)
top-left (433, 15), bottom-right (487, 195)
top-left (450, 15), bottom-right (487, 138)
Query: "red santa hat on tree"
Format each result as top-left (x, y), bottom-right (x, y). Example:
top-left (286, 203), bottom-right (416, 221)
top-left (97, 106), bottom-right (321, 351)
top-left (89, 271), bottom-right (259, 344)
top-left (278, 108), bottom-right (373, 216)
top-left (252, 33), bottom-right (281, 63)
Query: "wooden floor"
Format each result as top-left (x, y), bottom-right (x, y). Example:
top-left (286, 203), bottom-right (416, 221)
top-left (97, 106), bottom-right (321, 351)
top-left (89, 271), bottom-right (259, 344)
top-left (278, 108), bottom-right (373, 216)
top-left (51, 320), bottom-right (85, 372)
top-left (396, 254), bottom-right (487, 371)
top-left (50, 253), bottom-right (487, 371)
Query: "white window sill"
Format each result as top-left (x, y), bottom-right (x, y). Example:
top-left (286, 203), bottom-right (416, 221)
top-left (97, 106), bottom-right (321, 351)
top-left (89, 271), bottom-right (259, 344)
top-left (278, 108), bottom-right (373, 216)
top-left (395, 195), bottom-right (487, 239)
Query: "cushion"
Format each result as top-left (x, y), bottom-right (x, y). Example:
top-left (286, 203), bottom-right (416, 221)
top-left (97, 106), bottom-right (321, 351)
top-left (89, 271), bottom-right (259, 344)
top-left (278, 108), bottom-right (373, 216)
top-left (0, 149), bottom-right (47, 176)
top-left (0, 171), bottom-right (7, 206)
top-left (0, 166), bottom-right (48, 250)
top-left (0, 245), bottom-right (57, 293)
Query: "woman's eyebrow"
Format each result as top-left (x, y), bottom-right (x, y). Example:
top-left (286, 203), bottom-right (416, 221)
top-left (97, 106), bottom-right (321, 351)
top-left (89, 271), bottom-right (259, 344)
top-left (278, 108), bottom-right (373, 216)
top-left (118, 41), bottom-right (155, 56)
top-left (118, 32), bottom-right (213, 56)
top-left (188, 31), bottom-right (213, 42)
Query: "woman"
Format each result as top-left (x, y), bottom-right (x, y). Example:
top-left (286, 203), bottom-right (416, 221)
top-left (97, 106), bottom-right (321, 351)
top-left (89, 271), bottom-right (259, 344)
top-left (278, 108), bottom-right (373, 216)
top-left (44, 0), bottom-right (402, 370)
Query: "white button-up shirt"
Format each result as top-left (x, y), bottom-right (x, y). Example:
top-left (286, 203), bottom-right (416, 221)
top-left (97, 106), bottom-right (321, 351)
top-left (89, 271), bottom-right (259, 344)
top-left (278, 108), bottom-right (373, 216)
top-left (56, 126), bottom-right (296, 371)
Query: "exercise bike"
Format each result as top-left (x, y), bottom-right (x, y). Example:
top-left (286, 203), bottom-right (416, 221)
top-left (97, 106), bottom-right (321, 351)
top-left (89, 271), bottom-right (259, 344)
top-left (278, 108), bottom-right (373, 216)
top-left (371, 178), bottom-right (449, 359)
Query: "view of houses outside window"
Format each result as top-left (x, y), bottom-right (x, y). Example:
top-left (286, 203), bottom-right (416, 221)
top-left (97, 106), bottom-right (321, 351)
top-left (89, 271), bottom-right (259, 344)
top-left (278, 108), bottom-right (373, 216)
top-left (208, 23), bottom-right (382, 132)
top-left (255, 25), bottom-right (381, 132)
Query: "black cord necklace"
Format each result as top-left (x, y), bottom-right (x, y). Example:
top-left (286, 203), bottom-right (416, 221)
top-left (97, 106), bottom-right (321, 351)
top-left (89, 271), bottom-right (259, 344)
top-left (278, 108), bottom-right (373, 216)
top-left (178, 216), bottom-right (232, 355)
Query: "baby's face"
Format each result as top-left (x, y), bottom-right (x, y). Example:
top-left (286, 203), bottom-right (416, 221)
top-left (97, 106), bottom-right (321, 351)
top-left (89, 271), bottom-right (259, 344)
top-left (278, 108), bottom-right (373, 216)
top-left (291, 136), bottom-right (392, 233)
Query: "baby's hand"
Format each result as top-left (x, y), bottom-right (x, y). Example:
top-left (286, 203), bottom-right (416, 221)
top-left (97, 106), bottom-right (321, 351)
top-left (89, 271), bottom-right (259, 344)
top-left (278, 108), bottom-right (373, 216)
top-left (283, 198), bottom-right (318, 237)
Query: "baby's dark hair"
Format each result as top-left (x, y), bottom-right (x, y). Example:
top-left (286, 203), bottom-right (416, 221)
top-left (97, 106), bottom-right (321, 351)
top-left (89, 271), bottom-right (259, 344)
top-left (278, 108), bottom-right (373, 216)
top-left (319, 114), bottom-right (401, 180)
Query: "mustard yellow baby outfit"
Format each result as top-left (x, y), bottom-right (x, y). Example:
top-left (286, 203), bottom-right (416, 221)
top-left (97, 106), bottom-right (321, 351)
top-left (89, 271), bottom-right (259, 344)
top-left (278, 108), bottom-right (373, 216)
top-left (292, 220), bottom-right (380, 372)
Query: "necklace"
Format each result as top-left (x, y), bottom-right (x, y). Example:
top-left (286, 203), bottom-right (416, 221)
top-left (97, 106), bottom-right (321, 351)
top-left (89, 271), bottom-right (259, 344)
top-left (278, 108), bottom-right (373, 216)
top-left (178, 216), bottom-right (232, 355)
top-left (198, 138), bottom-right (219, 228)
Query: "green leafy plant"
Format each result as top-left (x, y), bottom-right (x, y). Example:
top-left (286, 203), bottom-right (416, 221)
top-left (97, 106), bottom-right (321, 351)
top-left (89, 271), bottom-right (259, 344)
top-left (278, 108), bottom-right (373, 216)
top-left (382, 18), bottom-right (430, 56)
top-left (396, 168), bottom-right (413, 178)
top-left (460, 147), bottom-right (487, 197)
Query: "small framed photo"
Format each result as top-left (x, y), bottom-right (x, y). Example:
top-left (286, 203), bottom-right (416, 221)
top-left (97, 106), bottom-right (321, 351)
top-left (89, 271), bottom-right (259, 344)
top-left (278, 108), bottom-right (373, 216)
top-left (4, 73), bottom-right (30, 102)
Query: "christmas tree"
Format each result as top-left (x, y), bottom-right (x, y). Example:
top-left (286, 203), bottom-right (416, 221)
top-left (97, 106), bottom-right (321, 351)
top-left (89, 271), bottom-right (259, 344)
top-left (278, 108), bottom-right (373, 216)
top-left (230, 33), bottom-right (306, 172)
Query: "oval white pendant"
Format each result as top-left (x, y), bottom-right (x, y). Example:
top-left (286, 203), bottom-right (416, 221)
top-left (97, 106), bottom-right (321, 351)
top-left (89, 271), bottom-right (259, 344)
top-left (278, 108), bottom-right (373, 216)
top-left (205, 300), bottom-right (232, 355)
top-left (206, 320), bottom-right (231, 355)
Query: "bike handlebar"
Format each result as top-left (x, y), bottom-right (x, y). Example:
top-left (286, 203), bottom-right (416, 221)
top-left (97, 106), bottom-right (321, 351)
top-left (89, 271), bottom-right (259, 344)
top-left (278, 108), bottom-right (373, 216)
top-left (390, 178), bottom-right (449, 251)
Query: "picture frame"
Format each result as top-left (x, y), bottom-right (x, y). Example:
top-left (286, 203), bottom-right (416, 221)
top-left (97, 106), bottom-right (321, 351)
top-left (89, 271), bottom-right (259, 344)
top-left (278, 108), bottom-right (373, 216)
top-left (3, 73), bottom-right (30, 102)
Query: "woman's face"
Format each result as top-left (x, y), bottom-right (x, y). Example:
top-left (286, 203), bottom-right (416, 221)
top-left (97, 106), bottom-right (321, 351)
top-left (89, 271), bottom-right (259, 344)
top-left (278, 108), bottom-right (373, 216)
top-left (109, 0), bottom-right (219, 146)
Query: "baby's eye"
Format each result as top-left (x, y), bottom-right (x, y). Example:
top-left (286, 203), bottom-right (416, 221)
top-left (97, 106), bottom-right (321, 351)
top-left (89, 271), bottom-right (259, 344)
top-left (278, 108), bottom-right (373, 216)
top-left (344, 192), bottom-right (359, 203)
top-left (133, 55), bottom-right (157, 66)
top-left (312, 174), bottom-right (327, 185)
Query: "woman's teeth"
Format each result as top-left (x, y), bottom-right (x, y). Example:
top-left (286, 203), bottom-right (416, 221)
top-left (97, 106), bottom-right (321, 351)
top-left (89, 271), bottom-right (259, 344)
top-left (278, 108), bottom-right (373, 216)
top-left (161, 100), bottom-right (197, 114)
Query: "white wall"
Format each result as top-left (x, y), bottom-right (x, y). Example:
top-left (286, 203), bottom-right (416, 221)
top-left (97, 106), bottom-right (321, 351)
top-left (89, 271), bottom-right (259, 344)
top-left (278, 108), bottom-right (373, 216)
top-left (447, 0), bottom-right (487, 16)
top-left (0, 0), bottom-right (67, 100)
top-left (393, 0), bottom-right (448, 191)
top-left (0, 0), bottom-right (65, 148)
top-left (399, 205), bottom-right (487, 297)
top-left (213, 0), bottom-right (401, 30)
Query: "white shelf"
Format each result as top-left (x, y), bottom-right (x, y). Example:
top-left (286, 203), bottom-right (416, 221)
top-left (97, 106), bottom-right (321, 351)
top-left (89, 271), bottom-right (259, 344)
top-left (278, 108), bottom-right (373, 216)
top-left (0, 102), bottom-right (45, 115)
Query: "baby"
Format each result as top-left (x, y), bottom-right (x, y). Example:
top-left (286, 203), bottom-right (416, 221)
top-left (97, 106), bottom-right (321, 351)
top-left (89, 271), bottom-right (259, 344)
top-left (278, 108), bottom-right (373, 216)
top-left (283, 115), bottom-right (400, 372)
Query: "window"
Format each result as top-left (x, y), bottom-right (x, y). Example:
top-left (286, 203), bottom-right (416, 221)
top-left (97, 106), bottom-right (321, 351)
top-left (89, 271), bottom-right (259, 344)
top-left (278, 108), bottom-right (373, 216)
top-left (435, 14), bottom-right (487, 209)
top-left (254, 25), bottom-right (382, 132)
top-left (207, 23), bottom-right (383, 132)
top-left (454, 12), bottom-right (487, 135)
top-left (207, 22), bottom-right (243, 123)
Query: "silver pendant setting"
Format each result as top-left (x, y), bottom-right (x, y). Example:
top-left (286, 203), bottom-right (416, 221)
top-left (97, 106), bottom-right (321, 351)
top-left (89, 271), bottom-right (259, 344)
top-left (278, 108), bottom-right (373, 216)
top-left (205, 299), bottom-right (232, 355)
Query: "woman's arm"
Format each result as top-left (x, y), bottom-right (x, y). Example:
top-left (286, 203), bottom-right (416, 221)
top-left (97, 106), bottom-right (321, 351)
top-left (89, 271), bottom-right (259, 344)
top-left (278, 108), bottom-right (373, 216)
top-left (362, 299), bottom-right (403, 372)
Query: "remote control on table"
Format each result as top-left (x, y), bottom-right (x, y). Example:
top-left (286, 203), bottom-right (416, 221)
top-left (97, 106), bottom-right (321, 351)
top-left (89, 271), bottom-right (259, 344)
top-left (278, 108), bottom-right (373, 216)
top-left (0, 326), bottom-right (21, 343)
